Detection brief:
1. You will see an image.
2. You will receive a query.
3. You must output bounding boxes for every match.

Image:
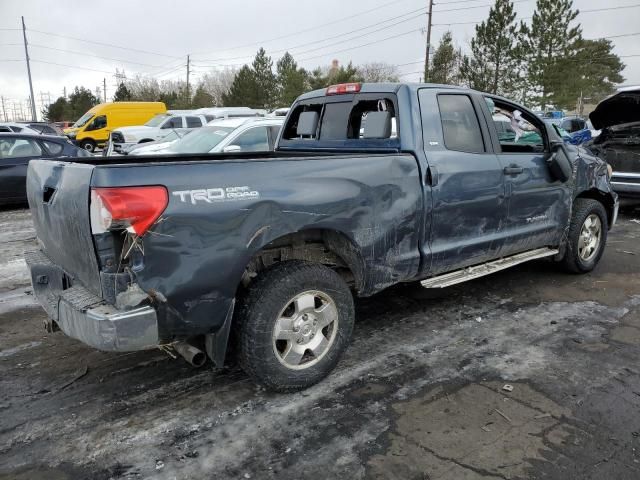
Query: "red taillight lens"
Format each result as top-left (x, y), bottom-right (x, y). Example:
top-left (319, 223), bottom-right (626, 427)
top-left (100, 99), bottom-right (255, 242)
top-left (326, 83), bottom-right (361, 95)
top-left (92, 186), bottom-right (168, 236)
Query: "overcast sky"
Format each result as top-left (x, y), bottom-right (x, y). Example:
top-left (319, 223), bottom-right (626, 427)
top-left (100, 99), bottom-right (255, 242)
top-left (0, 0), bottom-right (638, 119)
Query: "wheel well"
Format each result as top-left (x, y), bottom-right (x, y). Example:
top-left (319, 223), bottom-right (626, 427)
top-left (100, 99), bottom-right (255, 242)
top-left (575, 189), bottom-right (615, 227)
top-left (242, 229), bottom-right (365, 293)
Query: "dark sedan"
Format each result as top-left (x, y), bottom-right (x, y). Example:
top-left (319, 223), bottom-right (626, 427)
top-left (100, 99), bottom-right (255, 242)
top-left (0, 133), bottom-right (90, 205)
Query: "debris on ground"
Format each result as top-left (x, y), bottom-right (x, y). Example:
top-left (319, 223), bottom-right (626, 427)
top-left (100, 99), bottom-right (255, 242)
top-left (502, 384), bottom-right (514, 392)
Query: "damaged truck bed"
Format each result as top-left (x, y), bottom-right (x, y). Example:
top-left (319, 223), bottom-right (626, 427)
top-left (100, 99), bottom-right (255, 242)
top-left (25, 83), bottom-right (618, 391)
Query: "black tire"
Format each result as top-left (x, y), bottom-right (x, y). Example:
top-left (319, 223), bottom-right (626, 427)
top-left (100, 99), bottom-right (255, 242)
top-left (237, 260), bottom-right (354, 392)
top-left (560, 198), bottom-right (608, 273)
top-left (81, 139), bottom-right (96, 152)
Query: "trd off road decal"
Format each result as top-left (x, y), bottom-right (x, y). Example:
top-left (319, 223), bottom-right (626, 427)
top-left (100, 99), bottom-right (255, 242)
top-left (172, 186), bottom-right (260, 204)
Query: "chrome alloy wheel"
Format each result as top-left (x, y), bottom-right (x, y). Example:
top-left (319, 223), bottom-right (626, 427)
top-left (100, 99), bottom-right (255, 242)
top-left (578, 213), bottom-right (602, 262)
top-left (272, 290), bottom-right (339, 370)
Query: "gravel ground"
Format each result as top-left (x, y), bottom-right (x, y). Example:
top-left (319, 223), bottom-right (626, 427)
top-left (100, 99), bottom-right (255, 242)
top-left (1, 204), bottom-right (640, 480)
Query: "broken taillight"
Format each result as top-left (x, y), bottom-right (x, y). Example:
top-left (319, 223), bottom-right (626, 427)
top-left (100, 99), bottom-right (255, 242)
top-left (90, 186), bottom-right (168, 236)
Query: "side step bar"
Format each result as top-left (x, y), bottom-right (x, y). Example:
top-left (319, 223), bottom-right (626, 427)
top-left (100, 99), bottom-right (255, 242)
top-left (420, 247), bottom-right (559, 289)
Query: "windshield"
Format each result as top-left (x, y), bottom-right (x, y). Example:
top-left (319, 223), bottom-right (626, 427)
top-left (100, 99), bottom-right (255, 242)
top-left (145, 114), bottom-right (169, 127)
top-left (168, 126), bottom-right (235, 153)
top-left (73, 112), bottom-right (94, 128)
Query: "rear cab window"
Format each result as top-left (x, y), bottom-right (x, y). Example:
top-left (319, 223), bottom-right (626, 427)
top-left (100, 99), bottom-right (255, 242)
top-left (437, 94), bottom-right (485, 153)
top-left (279, 88), bottom-right (399, 150)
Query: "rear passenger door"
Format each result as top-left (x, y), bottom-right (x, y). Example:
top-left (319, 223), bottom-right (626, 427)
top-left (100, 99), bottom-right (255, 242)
top-left (482, 96), bottom-right (571, 254)
top-left (418, 90), bottom-right (508, 276)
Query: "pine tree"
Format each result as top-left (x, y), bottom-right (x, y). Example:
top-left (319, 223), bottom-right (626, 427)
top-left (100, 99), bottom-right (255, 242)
top-left (519, 0), bottom-right (581, 107)
top-left (191, 84), bottom-right (214, 108)
top-left (113, 83), bottom-right (131, 101)
top-left (276, 52), bottom-right (308, 107)
top-left (428, 32), bottom-right (461, 85)
top-left (460, 0), bottom-right (521, 96)
top-left (223, 65), bottom-right (260, 107)
top-left (548, 38), bottom-right (624, 109)
top-left (252, 48), bottom-right (278, 109)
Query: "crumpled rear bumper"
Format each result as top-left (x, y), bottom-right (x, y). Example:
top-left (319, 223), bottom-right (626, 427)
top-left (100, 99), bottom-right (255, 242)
top-left (25, 249), bottom-right (159, 352)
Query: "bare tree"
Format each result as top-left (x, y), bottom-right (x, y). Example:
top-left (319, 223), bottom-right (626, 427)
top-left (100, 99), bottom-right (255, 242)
top-left (357, 62), bottom-right (400, 83)
top-left (199, 69), bottom-right (238, 106)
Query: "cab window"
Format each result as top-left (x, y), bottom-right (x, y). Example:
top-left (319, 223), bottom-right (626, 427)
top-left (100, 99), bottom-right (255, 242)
top-left (162, 117), bottom-right (183, 129)
top-left (85, 115), bottom-right (106, 131)
top-left (186, 116), bottom-right (203, 128)
top-left (437, 94), bottom-right (485, 153)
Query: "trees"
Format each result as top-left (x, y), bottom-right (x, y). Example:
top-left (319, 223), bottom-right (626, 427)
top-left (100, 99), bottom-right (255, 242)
top-left (519, 0), bottom-right (581, 107)
top-left (357, 62), bottom-right (400, 83)
top-left (547, 38), bottom-right (624, 109)
top-left (113, 83), bottom-right (131, 101)
top-left (199, 69), bottom-right (237, 106)
top-left (191, 84), bottom-right (214, 108)
top-left (428, 32), bottom-right (462, 85)
top-left (276, 52), bottom-right (308, 106)
top-left (223, 49), bottom-right (278, 108)
top-left (67, 87), bottom-right (99, 120)
top-left (308, 61), bottom-right (362, 90)
top-left (223, 65), bottom-right (260, 108)
top-left (460, 0), bottom-right (521, 96)
top-left (252, 48), bottom-right (278, 109)
top-left (42, 97), bottom-right (69, 122)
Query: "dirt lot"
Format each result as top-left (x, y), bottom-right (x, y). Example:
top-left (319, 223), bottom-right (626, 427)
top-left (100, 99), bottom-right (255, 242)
top-left (1, 205), bottom-right (640, 480)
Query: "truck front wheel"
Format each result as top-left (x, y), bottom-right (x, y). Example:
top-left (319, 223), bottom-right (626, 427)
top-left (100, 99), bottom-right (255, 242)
top-left (80, 139), bottom-right (96, 152)
top-left (237, 261), bottom-right (354, 392)
top-left (560, 198), bottom-right (608, 273)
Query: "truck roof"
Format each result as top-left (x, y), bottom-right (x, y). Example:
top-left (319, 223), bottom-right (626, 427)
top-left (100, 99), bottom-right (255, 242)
top-left (295, 82), bottom-right (469, 101)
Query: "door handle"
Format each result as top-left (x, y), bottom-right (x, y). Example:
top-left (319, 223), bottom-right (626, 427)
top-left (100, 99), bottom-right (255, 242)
top-left (503, 165), bottom-right (524, 175)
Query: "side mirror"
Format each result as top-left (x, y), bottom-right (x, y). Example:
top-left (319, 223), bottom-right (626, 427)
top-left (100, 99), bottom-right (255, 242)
top-left (547, 140), bottom-right (572, 183)
top-left (223, 145), bottom-right (241, 153)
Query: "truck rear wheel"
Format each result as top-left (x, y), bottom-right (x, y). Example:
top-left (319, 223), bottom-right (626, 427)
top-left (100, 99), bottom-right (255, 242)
top-left (560, 198), bottom-right (608, 273)
top-left (237, 261), bottom-right (354, 392)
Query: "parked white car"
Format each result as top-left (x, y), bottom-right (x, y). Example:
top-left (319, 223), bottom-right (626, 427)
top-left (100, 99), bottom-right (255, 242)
top-left (107, 107), bottom-right (265, 155)
top-left (128, 117), bottom-right (284, 156)
top-left (125, 130), bottom-right (190, 156)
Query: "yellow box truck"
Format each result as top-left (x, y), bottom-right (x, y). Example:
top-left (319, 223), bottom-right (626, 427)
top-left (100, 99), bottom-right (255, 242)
top-left (64, 102), bottom-right (167, 152)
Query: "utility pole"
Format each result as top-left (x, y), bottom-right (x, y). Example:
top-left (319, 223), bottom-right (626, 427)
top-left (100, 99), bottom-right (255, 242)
top-left (21, 16), bottom-right (37, 121)
top-left (63, 86), bottom-right (67, 99)
top-left (103, 77), bottom-right (107, 102)
top-left (0, 96), bottom-right (7, 122)
top-left (186, 54), bottom-right (190, 105)
top-left (423, 0), bottom-right (434, 83)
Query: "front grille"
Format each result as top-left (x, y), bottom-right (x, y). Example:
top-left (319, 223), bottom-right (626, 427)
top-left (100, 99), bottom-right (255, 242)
top-left (111, 132), bottom-right (124, 143)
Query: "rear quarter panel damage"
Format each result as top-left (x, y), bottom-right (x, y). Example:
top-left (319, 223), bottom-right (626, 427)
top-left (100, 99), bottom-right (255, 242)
top-left (91, 155), bottom-right (423, 339)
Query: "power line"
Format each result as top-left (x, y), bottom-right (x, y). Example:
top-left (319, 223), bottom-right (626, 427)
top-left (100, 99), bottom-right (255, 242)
top-left (27, 43), bottom-right (164, 68)
top-left (26, 28), bottom-right (182, 59)
top-left (195, 7), bottom-right (428, 63)
top-left (30, 58), bottom-right (115, 74)
top-left (191, 0), bottom-right (410, 56)
top-left (298, 28), bottom-right (423, 62)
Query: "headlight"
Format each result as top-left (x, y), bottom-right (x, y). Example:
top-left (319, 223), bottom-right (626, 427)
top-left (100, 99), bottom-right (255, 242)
top-left (606, 164), bottom-right (613, 179)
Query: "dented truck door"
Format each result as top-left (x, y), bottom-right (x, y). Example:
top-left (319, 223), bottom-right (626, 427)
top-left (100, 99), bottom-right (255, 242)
top-left (481, 96), bottom-right (572, 254)
top-left (417, 90), bottom-right (509, 276)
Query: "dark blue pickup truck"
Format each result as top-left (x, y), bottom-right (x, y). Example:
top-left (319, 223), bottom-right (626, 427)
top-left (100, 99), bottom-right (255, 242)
top-left (25, 83), bottom-right (618, 391)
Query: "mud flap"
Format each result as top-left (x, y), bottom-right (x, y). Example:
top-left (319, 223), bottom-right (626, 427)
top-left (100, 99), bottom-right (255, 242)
top-left (205, 299), bottom-right (235, 367)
